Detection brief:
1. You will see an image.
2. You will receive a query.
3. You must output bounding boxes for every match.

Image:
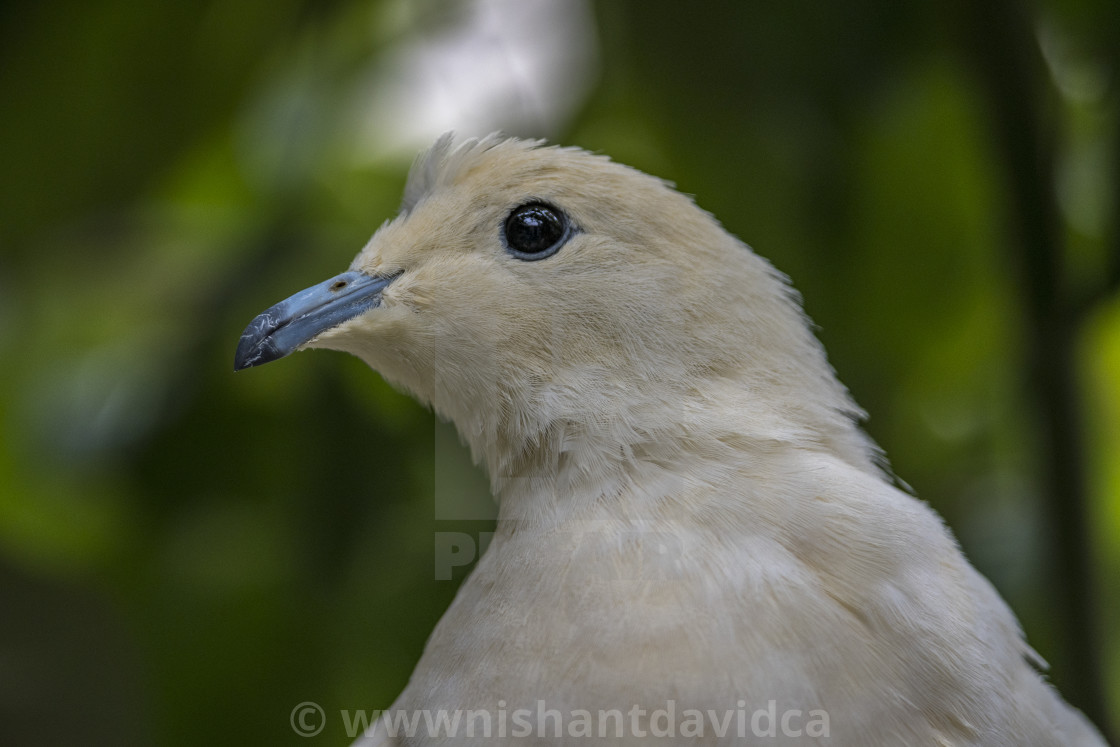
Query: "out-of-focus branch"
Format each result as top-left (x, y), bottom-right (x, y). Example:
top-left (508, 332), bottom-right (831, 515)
top-left (952, 0), bottom-right (1113, 740)
top-left (1074, 95), bottom-right (1120, 317)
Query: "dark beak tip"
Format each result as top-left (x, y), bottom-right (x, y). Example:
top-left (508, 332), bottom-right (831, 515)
top-left (233, 347), bottom-right (258, 372)
top-left (233, 334), bottom-right (284, 372)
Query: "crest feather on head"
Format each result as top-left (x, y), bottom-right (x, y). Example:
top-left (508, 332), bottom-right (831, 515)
top-left (400, 132), bottom-right (547, 214)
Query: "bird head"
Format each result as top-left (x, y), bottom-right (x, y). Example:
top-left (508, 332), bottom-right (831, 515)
top-left (236, 134), bottom-right (879, 502)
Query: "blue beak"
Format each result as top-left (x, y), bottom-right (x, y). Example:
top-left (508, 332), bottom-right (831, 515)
top-left (234, 271), bottom-right (397, 371)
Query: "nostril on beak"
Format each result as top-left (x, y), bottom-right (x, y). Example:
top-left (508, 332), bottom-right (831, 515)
top-left (330, 280), bottom-right (348, 292)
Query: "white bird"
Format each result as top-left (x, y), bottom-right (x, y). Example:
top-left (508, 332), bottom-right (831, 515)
top-left (236, 134), bottom-right (1106, 745)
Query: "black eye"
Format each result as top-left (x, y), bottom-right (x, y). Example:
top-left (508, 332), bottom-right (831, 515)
top-left (503, 203), bottom-right (571, 260)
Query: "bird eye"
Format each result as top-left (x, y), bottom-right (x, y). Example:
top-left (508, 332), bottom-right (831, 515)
top-left (503, 203), bottom-right (571, 260)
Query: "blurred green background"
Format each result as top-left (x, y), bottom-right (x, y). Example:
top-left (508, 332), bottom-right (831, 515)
top-left (1, 0), bottom-right (1118, 744)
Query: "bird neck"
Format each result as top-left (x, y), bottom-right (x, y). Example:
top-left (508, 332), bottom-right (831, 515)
top-left (456, 377), bottom-right (883, 528)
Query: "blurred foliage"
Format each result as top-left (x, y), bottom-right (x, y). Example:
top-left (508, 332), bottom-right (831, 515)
top-left (0, 0), bottom-right (1117, 744)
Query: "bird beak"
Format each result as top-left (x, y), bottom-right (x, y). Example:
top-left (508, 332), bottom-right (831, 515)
top-left (234, 271), bottom-right (397, 371)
